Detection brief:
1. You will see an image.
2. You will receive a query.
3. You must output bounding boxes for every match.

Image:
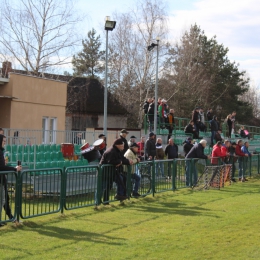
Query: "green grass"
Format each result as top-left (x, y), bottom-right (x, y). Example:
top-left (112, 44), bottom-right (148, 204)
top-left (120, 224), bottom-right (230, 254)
top-left (1, 177), bottom-right (260, 260)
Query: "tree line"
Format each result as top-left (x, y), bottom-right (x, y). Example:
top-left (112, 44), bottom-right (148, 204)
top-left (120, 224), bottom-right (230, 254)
top-left (0, 0), bottom-right (259, 128)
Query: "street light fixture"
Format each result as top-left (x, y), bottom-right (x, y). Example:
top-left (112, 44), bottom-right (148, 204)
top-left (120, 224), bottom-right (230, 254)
top-left (104, 16), bottom-right (116, 137)
top-left (148, 37), bottom-right (160, 134)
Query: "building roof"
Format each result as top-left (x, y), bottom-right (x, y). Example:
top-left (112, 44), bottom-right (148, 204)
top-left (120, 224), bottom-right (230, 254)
top-left (66, 77), bottom-right (127, 115)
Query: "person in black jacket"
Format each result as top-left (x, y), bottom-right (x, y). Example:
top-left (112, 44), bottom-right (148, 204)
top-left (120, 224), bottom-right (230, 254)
top-left (185, 139), bottom-right (210, 187)
top-left (0, 134), bottom-right (22, 226)
top-left (207, 108), bottom-right (213, 121)
top-left (183, 137), bottom-right (194, 157)
top-left (192, 108), bottom-right (200, 136)
top-left (145, 132), bottom-right (156, 160)
top-left (185, 120), bottom-right (199, 139)
top-left (226, 114), bottom-right (232, 138)
top-left (143, 98), bottom-right (151, 115)
top-left (147, 100), bottom-right (155, 132)
top-left (210, 116), bottom-right (219, 146)
top-left (99, 138), bottom-right (133, 204)
top-left (120, 129), bottom-right (129, 154)
top-left (165, 138), bottom-right (178, 180)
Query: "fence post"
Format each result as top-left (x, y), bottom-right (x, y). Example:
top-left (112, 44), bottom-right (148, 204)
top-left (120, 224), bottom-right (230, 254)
top-left (15, 170), bottom-right (22, 223)
top-left (96, 166), bottom-right (102, 205)
top-left (258, 154), bottom-right (260, 174)
top-left (190, 159), bottom-right (194, 187)
top-left (126, 165), bottom-right (132, 199)
top-left (249, 156), bottom-right (252, 177)
top-left (60, 168), bottom-right (66, 214)
top-left (172, 159), bottom-right (176, 190)
top-left (152, 160), bottom-right (155, 197)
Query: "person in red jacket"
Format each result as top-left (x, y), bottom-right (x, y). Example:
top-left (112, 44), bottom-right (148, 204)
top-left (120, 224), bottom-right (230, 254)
top-left (235, 139), bottom-right (248, 182)
top-left (211, 141), bottom-right (224, 165)
top-left (221, 140), bottom-right (231, 160)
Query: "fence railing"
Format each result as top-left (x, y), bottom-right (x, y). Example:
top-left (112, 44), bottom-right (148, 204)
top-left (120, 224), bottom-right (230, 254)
top-left (1, 156), bottom-right (259, 224)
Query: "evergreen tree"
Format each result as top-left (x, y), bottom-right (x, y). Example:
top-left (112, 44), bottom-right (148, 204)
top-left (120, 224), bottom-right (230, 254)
top-left (72, 28), bottom-right (105, 78)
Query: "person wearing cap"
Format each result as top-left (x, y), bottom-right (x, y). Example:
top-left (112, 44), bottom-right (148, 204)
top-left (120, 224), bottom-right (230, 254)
top-left (98, 134), bottom-right (106, 156)
top-left (137, 136), bottom-right (145, 157)
top-left (165, 138), bottom-right (178, 180)
top-left (120, 129), bottom-right (129, 154)
top-left (185, 139), bottom-right (211, 186)
top-left (145, 132), bottom-right (156, 160)
top-left (124, 143), bottom-right (141, 197)
top-left (128, 135), bottom-right (137, 147)
top-left (99, 138), bottom-right (133, 204)
top-left (183, 137), bottom-right (194, 157)
top-left (155, 138), bottom-right (165, 177)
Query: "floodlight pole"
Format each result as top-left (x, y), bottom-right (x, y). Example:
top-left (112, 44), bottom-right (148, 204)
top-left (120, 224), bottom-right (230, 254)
top-left (154, 38), bottom-right (159, 134)
top-left (104, 29), bottom-right (108, 137)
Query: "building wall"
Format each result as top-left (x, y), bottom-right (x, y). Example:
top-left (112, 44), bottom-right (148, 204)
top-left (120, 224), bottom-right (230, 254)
top-left (0, 99), bottom-right (11, 128)
top-left (98, 115), bottom-right (127, 129)
top-left (0, 73), bottom-right (67, 130)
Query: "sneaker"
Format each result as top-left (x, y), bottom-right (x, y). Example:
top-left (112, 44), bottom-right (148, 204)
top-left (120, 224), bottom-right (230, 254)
top-left (132, 192), bottom-right (141, 197)
top-left (241, 178), bottom-right (245, 182)
top-left (231, 178), bottom-right (236, 182)
top-left (115, 194), bottom-right (127, 201)
top-left (238, 178), bottom-right (242, 181)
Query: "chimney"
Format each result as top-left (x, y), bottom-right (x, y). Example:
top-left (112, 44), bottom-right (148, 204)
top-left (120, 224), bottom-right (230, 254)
top-left (2, 61), bottom-right (12, 78)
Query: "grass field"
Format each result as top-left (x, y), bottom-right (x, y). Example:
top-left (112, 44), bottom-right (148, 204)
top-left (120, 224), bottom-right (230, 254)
top-left (1, 176), bottom-right (260, 260)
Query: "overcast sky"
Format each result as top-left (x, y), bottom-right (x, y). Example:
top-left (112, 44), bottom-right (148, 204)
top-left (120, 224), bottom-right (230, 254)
top-left (77, 0), bottom-right (260, 86)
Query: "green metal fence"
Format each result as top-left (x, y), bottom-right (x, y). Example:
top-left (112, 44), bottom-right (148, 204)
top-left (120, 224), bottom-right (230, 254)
top-left (1, 156), bottom-right (260, 224)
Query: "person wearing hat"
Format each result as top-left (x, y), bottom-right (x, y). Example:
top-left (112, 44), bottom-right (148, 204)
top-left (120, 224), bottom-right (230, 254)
top-left (183, 137), bottom-right (194, 157)
top-left (124, 143), bottom-right (141, 197)
top-left (98, 134), bottom-right (106, 156)
top-left (145, 132), bottom-right (156, 161)
top-left (128, 135), bottom-right (137, 147)
top-left (99, 138), bottom-right (133, 204)
top-left (120, 129), bottom-right (129, 154)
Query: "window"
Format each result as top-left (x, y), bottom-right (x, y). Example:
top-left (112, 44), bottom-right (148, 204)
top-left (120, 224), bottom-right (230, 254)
top-left (42, 117), bottom-right (57, 144)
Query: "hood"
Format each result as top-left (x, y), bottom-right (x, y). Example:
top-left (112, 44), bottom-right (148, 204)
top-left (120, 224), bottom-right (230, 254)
top-left (0, 134), bottom-right (5, 151)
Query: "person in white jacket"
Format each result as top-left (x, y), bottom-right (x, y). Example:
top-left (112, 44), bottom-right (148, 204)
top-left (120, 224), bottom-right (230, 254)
top-left (124, 143), bottom-right (141, 197)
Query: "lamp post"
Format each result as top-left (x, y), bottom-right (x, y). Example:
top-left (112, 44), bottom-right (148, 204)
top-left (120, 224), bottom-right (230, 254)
top-left (104, 16), bottom-right (116, 137)
top-left (148, 37), bottom-right (160, 134)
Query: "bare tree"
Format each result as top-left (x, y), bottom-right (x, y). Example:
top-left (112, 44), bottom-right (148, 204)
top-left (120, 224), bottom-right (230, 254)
top-left (0, 0), bottom-right (82, 75)
top-left (107, 0), bottom-right (169, 128)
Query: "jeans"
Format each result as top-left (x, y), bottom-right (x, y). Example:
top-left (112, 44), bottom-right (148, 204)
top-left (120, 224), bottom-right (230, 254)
top-left (167, 161), bottom-right (172, 178)
top-left (185, 160), bottom-right (198, 186)
top-left (0, 183), bottom-right (5, 221)
top-left (238, 158), bottom-right (243, 178)
top-left (211, 131), bottom-right (216, 145)
top-left (156, 161), bottom-right (164, 177)
top-left (115, 173), bottom-right (127, 196)
top-left (131, 173), bottom-right (141, 193)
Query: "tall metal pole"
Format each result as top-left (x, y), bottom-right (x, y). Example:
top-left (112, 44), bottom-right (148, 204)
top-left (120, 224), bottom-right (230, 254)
top-left (104, 30), bottom-right (108, 137)
top-left (154, 39), bottom-right (159, 134)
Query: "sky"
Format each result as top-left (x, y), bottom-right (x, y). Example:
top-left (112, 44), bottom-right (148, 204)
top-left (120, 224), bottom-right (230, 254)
top-left (77, 0), bottom-right (260, 85)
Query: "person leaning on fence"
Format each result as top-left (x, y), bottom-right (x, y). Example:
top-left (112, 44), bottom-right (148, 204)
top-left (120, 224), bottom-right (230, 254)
top-left (165, 138), bottom-right (178, 180)
top-left (235, 139), bottom-right (248, 182)
top-left (221, 140), bottom-right (231, 164)
top-left (99, 138), bottom-right (133, 204)
top-left (241, 141), bottom-right (252, 179)
top-left (124, 143), bottom-right (141, 197)
top-left (183, 137), bottom-right (194, 157)
top-left (185, 139), bottom-right (211, 187)
top-left (120, 129), bottom-right (129, 154)
top-left (128, 135), bottom-right (137, 147)
top-left (211, 141), bottom-right (224, 165)
top-left (137, 136), bottom-right (145, 158)
top-left (145, 132), bottom-right (156, 161)
top-left (228, 142), bottom-right (238, 182)
top-left (0, 134), bottom-right (22, 226)
top-left (155, 138), bottom-right (165, 177)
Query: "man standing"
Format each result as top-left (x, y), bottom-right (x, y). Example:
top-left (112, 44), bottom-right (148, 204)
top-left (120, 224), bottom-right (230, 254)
top-left (185, 140), bottom-right (210, 187)
top-left (241, 141), bottom-right (251, 180)
top-left (99, 138), bottom-right (133, 204)
top-left (183, 137), bottom-right (194, 157)
top-left (128, 135), bottom-right (137, 147)
top-left (235, 139), bottom-right (248, 182)
top-left (145, 132), bottom-right (156, 160)
top-left (143, 98), bottom-right (151, 115)
top-left (207, 108), bottom-right (213, 121)
top-left (192, 108), bottom-right (200, 136)
top-left (120, 129), bottom-right (129, 154)
top-left (210, 116), bottom-right (219, 147)
top-left (124, 143), bottom-right (141, 197)
top-left (165, 138), bottom-right (178, 180)
top-left (147, 99), bottom-right (155, 132)
top-left (155, 138), bottom-right (165, 177)
top-left (167, 109), bottom-right (175, 141)
top-left (231, 111), bottom-right (236, 134)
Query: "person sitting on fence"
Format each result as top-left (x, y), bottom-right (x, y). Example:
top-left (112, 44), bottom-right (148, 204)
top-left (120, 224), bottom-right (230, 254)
top-left (241, 141), bottom-right (252, 179)
top-left (137, 136), bottom-right (145, 158)
top-left (185, 139), bottom-right (211, 187)
top-left (155, 138), bottom-right (165, 177)
top-left (215, 129), bottom-right (223, 143)
top-left (240, 126), bottom-right (250, 140)
top-left (165, 138), bottom-right (178, 180)
top-left (235, 139), bottom-right (248, 182)
top-left (99, 138), bottom-right (133, 204)
top-left (124, 143), bottom-right (141, 197)
top-left (211, 141), bottom-right (224, 165)
top-left (183, 137), bottom-right (194, 157)
top-left (0, 134), bottom-right (22, 226)
top-left (166, 109), bottom-right (175, 141)
top-left (184, 120), bottom-right (199, 139)
top-left (128, 136), bottom-right (137, 147)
